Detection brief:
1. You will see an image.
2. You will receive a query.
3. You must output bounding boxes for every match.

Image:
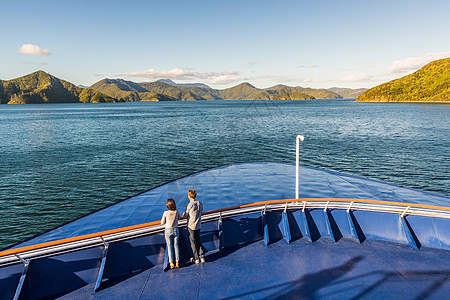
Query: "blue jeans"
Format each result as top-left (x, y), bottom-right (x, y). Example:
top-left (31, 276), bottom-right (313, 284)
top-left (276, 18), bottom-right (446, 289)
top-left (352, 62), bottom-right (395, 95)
top-left (188, 228), bottom-right (204, 261)
top-left (165, 227), bottom-right (179, 263)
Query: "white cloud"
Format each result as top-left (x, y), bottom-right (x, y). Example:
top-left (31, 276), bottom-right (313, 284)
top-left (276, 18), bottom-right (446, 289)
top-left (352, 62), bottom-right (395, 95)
top-left (121, 68), bottom-right (246, 85)
top-left (379, 52), bottom-right (450, 76)
top-left (297, 64), bottom-right (319, 69)
top-left (248, 61), bottom-right (260, 66)
top-left (18, 44), bottom-right (51, 56)
top-left (338, 52), bottom-right (450, 82)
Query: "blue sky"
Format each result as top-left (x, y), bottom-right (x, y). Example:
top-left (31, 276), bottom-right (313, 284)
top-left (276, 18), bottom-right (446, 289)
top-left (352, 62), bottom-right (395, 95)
top-left (1, 0), bottom-right (449, 89)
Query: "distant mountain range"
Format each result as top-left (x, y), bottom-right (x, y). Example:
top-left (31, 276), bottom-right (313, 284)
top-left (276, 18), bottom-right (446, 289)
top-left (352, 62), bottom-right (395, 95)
top-left (0, 71), bottom-right (368, 104)
top-left (3, 59), bottom-right (447, 104)
top-left (357, 57), bottom-right (449, 102)
top-left (0, 71), bottom-right (118, 104)
top-left (90, 79), bottom-right (366, 101)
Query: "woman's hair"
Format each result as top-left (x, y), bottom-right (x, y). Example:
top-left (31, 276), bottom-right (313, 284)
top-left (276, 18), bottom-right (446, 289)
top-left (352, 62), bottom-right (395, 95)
top-left (188, 189), bottom-right (197, 199)
top-left (167, 198), bottom-right (176, 211)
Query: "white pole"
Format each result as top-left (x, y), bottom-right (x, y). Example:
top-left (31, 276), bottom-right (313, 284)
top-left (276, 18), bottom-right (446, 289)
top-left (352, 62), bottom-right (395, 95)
top-left (295, 135), bottom-right (304, 199)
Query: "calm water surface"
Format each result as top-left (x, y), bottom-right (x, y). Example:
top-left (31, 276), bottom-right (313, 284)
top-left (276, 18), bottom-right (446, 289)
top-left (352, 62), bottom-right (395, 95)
top-left (0, 99), bottom-right (449, 248)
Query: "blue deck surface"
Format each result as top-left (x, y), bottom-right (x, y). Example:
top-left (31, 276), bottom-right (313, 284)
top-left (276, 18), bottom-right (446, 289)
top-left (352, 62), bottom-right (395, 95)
top-left (11, 162), bottom-right (450, 249)
top-left (58, 238), bottom-right (450, 299)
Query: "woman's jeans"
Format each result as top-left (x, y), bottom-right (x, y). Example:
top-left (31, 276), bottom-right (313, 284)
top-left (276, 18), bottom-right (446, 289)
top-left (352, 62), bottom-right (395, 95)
top-left (165, 227), bottom-right (179, 263)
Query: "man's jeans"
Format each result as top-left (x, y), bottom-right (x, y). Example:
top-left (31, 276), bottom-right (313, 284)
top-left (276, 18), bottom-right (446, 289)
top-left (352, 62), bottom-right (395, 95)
top-left (188, 228), bottom-right (203, 260)
top-left (165, 227), bottom-right (179, 263)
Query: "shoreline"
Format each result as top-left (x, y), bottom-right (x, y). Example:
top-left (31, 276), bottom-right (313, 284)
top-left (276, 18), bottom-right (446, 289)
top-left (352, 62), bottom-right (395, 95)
top-left (355, 101), bottom-right (449, 104)
top-left (2, 99), bottom-right (448, 105)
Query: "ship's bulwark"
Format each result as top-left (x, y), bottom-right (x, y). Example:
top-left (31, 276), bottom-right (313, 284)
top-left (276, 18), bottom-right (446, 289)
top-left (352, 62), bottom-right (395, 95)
top-left (1, 163), bottom-right (449, 299)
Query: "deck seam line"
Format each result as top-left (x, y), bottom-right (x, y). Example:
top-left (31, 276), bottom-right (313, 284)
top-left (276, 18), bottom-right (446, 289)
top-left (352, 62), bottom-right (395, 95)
top-left (369, 246), bottom-right (427, 296)
top-left (391, 268), bottom-right (426, 297)
top-left (196, 271), bottom-right (202, 300)
top-left (138, 270), bottom-right (152, 300)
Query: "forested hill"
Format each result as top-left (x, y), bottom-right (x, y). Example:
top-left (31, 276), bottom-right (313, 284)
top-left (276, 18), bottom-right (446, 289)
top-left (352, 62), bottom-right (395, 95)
top-left (272, 92), bottom-right (314, 100)
top-left (356, 58), bottom-right (450, 102)
top-left (0, 71), bottom-right (118, 104)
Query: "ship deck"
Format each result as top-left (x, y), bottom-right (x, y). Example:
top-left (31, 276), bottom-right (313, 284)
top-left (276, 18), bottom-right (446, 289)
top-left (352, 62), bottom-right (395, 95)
top-left (60, 238), bottom-right (450, 299)
top-left (1, 163), bottom-right (450, 300)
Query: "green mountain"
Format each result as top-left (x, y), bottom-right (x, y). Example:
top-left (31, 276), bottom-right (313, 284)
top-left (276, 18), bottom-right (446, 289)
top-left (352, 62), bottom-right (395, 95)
top-left (78, 88), bottom-right (117, 103)
top-left (295, 87), bottom-right (340, 99)
top-left (252, 91), bottom-right (274, 100)
top-left (0, 71), bottom-right (118, 104)
top-left (217, 82), bottom-right (261, 99)
top-left (265, 85), bottom-right (340, 99)
top-left (328, 87), bottom-right (367, 98)
top-left (139, 81), bottom-right (208, 100)
top-left (89, 78), bottom-right (147, 101)
top-left (357, 58), bottom-right (450, 102)
top-left (272, 92), bottom-right (314, 100)
top-left (173, 85), bottom-right (221, 100)
top-left (139, 92), bottom-right (177, 101)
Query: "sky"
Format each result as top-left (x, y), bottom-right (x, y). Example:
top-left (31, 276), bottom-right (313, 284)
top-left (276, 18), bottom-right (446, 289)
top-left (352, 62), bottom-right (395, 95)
top-left (1, 0), bottom-right (449, 89)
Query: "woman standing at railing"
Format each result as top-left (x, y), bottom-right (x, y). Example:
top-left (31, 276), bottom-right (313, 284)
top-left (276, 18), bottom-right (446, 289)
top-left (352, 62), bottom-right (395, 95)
top-left (161, 198), bottom-right (180, 269)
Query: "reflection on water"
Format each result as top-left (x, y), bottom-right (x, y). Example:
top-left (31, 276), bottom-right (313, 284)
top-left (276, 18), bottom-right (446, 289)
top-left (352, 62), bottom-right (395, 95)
top-left (0, 99), bottom-right (449, 248)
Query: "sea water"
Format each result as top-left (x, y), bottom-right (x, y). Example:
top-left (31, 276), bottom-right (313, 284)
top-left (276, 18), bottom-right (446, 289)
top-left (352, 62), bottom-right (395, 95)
top-left (0, 99), bottom-right (449, 248)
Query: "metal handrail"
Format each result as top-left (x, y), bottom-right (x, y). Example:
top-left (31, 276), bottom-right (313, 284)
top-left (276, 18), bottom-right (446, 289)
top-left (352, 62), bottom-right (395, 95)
top-left (0, 197), bottom-right (449, 266)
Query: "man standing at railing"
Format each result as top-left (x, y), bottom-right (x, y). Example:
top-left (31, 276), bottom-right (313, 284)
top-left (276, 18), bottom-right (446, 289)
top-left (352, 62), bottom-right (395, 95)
top-left (183, 189), bottom-right (205, 263)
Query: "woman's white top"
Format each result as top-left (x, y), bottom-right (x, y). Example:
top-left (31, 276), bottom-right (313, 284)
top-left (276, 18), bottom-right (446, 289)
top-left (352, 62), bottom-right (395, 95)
top-left (161, 210), bottom-right (180, 229)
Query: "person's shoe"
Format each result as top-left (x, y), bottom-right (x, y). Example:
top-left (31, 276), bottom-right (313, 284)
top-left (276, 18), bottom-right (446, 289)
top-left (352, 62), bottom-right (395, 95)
top-left (190, 257), bottom-right (195, 263)
top-left (195, 259), bottom-right (200, 264)
top-left (175, 261), bottom-right (179, 268)
top-left (169, 262), bottom-right (175, 269)
top-left (200, 257), bottom-right (205, 263)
